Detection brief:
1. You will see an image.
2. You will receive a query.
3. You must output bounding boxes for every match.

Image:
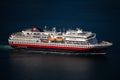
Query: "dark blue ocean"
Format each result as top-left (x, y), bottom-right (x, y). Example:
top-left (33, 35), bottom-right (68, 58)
top-left (0, 0), bottom-right (120, 80)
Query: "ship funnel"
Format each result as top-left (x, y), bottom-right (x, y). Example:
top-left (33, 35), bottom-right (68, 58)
top-left (32, 26), bottom-right (43, 32)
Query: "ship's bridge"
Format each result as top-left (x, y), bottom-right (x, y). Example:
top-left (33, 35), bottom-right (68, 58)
top-left (21, 27), bottom-right (43, 36)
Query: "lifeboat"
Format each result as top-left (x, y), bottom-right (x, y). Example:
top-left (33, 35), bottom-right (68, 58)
top-left (48, 36), bottom-right (64, 41)
top-left (55, 37), bottom-right (64, 41)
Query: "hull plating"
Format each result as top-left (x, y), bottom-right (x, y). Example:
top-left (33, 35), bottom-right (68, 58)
top-left (10, 43), bottom-right (108, 53)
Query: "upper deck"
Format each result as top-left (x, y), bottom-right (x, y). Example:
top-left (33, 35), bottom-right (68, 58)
top-left (9, 27), bottom-right (97, 43)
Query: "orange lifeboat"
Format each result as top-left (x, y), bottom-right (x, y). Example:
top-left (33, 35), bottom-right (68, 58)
top-left (48, 37), bottom-right (56, 41)
top-left (55, 37), bottom-right (64, 41)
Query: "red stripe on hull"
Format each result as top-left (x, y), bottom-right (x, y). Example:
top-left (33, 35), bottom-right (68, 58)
top-left (10, 43), bottom-right (92, 51)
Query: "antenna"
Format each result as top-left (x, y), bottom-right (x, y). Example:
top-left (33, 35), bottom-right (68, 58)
top-left (52, 27), bottom-right (56, 33)
top-left (44, 26), bottom-right (47, 31)
top-left (63, 27), bottom-right (65, 32)
top-left (60, 28), bottom-right (61, 32)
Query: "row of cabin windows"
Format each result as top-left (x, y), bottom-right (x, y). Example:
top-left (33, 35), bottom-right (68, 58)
top-left (65, 37), bottom-right (85, 39)
top-left (12, 41), bottom-right (37, 44)
top-left (27, 33), bottom-right (40, 35)
top-left (46, 43), bottom-right (91, 48)
top-left (27, 33), bottom-right (47, 35)
top-left (33, 36), bottom-right (48, 39)
top-left (11, 41), bottom-right (92, 48)
top-left (12, 38), bottom-right (35, 40)
top-left (11, 40), bottom-right (89, 45)
top-left (65, 41), bottom-right (89, 45)
top-left (41, 43), bottom-right (90, 47)
top-left (12, 40), bottom-right (36, 42)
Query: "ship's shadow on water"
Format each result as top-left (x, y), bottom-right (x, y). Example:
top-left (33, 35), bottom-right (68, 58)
top-left (10, 49), bottom-right (108, 61)
top-left (6, 49), bottom-right (109, 80)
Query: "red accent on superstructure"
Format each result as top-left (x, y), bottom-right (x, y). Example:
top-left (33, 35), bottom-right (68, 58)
top-left (10, 43), bottom-right (92, 51)
top-left (33, 28), bottom-right (37, 31)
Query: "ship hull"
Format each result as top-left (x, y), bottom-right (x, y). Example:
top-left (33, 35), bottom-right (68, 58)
top-left (10, 43), bottom-right (108, 54)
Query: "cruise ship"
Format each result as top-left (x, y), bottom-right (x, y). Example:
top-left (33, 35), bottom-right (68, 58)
top-left (8, 26), bottom-right (112, 54)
